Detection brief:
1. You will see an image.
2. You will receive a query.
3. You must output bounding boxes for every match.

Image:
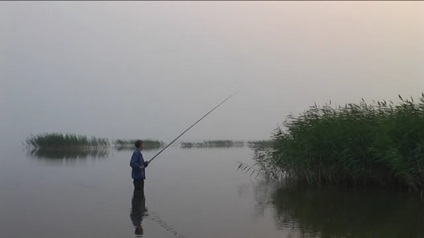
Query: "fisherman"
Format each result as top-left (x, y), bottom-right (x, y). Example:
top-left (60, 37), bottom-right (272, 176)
top-left (130, 140), bottom-right (149, 192)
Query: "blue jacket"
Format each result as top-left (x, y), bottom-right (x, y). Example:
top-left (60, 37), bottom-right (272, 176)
top-left (130, 149), bottom-right (146, 180)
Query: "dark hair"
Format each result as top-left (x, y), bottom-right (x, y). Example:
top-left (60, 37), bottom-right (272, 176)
top-left (134, 140), bottom-right (144, 148)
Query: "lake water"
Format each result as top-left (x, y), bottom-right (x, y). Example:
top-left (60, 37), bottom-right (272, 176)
top-left (1, 142), bottom-right (424, 238)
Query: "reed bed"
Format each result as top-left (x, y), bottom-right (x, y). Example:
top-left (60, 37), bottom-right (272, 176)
top-left (25, 133), bottom-right (109, 149)
top-left (180, 140), bottom-right (244, 148)
top-left (247, 140), bottom-right (273, 149)
top-left (113, 139), bottom-right (164, 150)
top-left (251, 94), bottom-right (424, 190)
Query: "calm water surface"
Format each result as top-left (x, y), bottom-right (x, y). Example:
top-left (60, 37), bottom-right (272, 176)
top-left (1, 142), bottom-right (424, 238)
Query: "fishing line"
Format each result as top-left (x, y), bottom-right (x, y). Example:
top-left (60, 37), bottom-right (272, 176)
top-left (148, 91), bottom-right (239, 164)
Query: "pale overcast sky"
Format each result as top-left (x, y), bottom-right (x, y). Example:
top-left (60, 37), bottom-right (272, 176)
top-left (1, 2), bottom-right (423, 144)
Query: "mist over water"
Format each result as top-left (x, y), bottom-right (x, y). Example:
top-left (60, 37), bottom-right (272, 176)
top-left (2, 2), bottom-right (424, 144)
top-left (2, 2), bottom-right (424, 238)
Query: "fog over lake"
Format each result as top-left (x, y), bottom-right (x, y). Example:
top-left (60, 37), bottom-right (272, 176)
top-left (2, 2), bottom-right (424, 238)
top-left (2, 2), bottom-right (423, 144)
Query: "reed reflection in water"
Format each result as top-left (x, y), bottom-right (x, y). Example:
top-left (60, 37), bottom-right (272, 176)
top-left (264, 183), bottom-right (424, 238)
top-left (28, 148), bottom-right (110, 159)
top-left (114, 146), bottom-right (162, 152)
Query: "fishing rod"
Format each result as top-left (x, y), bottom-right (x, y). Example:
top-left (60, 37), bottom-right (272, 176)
top-left (148, 91), bottom-right (239, 164)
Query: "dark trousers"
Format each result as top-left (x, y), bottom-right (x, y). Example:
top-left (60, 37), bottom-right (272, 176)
top-left (133, 179), bottom-right (144, 191)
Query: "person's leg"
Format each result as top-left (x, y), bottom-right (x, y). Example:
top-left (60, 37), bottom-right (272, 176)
top-left (133, 180), bottom-right (140, 190)
top-left (133, 180), bottom-right (144, 191)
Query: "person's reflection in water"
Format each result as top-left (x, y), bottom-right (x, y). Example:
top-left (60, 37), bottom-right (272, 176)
top-left (130, 189), bottom-right (147, 236)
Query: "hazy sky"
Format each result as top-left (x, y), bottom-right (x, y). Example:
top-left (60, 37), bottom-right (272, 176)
top-left (1, 2), bottom-right (424, 144)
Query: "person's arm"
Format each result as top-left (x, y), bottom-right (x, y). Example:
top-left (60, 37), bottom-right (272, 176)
top-left (140, 153), bottom-right (149, 168)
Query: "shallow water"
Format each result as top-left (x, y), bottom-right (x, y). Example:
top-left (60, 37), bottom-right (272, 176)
top-left (1, 143), bottom-right (424, 238)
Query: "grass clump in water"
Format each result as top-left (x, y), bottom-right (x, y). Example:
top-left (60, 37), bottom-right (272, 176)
top-left (113, 139), bottom-right (164, 150)
top-left (247, 140), bottom-right (273, 149)
top-left (253, 94), bottom-right (424, 190)
top-left (181, 140), bottom-right (244, 148)
top-left (25, 133), bottom-right (109, 149)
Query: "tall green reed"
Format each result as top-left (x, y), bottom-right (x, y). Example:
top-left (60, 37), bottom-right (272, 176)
top-left (254, 94), bottom-right (424, 190)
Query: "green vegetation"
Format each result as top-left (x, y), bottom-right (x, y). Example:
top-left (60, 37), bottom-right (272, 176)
top-left (25, 133), bottom-right (109, 149)
top-left (181, 140), bottom-right (244, 148)
top-left (113, 139), bottom-right (164, 150)
top-left (251, 94), bottom-right (424, 190)
top-left (24, 134), bottom-right (167, 159)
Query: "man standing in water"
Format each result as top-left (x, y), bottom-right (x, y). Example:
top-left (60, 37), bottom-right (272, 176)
top-left (130, 140), bottom-right (149, 192)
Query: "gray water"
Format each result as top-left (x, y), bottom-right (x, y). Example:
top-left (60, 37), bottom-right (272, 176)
top-left (1, 143), bottom-right (424, 238)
